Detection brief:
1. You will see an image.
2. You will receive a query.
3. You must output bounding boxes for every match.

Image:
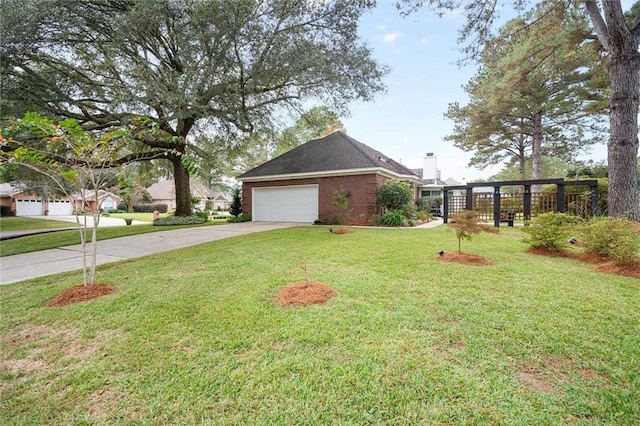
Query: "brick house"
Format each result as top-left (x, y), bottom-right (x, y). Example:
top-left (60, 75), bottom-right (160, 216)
top-left (237, 131), bottom-right (422, 224)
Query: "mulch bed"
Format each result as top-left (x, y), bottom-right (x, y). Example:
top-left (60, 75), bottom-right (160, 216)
top-left (436, 252), bottom-right (493, 266)
top-left (526, 247), bottom-right (640, 279)
top-left (277, 281), bottom-right (336, 307)
top-left (49, 283), bottom-right (115, 307)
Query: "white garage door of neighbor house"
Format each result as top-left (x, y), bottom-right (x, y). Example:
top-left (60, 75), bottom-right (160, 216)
top-left (48, 200), bottom-right (73, 215)
top-left (16, 199), bottom-right (43, 216)
top-left (253, 185), bottom-right (319, 222)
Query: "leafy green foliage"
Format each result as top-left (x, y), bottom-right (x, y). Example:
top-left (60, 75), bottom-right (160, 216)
top-left (229, 188), bottom-right (242, 217)
top-left (227, 213), bottom-right (251, 223)
top-left (521, 213), bottom-right (583, 251)
top-left (581, 217), bottom-right (640, 265)
top-left (448, 210), bottom-right (498, 253)
top-left (376, 180), bottom-right (413, 212)
top-left (380, 210), bottom-right (407, 227)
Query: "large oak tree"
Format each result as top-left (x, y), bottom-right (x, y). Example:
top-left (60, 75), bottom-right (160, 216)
top-left (1, 0), bottom-right (386, 216)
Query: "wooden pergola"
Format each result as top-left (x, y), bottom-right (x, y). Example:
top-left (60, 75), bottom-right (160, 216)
top-left (442, 178), bottom-right (599, 227)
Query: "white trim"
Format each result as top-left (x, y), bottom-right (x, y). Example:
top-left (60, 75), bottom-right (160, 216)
top-left (240, 167), bottom-right (421, 184)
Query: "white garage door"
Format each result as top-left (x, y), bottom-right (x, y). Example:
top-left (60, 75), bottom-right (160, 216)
top-left (253, 185), bottom-right (318, 222)
top-left (48, 200), bottom-right (73, 215)
top-left (16, 199), bottom-right (43, 216)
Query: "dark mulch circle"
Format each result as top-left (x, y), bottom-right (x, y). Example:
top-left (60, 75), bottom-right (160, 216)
top-left (436, 252), bottom-right (493, 265)
top-left (525, 247), bottom-right (575, 258)
top-left (48, 283), bottom-right (116, 307)
top-left (277, 281), bottom-right (336, 307)
top-left (331, 228), bottom-right (354, 235)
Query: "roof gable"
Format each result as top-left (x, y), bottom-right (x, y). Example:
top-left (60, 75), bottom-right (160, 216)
top-left (237, 131), bottom-right (418, 180)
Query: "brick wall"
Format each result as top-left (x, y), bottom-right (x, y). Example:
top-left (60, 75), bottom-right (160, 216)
top-left (242, 173), bottom-right (390, 225)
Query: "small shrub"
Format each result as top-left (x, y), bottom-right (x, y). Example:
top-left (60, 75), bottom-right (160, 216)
top-left (315, 214), bottom-right (342, 225)
top-left (416, 211), bottom-right (429, 222)
top-left (117, 202), bottom-right (128, 211)
top-left (448, 210), bottom-right (498, 253)
top-left (377, 180), bottom-right (413, 211)
top-left (194, 211), bottom-right (209, 222)
top-left (227, 213), bottom-right (251, 223)
top-left (0, 205), bottom-right (14, 216)
top-left (521, 212), bottom-right (583, 251)
top-left (153, 215), bottom-right (205, 226)
top-left (381, 210), bottom-right (407, 227)
top-left (581, 217), bottom-right (640, 265)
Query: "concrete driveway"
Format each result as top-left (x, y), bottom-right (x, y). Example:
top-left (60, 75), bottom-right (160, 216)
top-left (0, 221), bottom-right (299, 285)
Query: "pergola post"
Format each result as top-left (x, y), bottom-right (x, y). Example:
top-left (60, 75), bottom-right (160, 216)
top-left (590, 182), bottom-right (598, 216)
top-left (523, 185), bottom-right (532, 223)
top-left (557, 184), bottom-right (565, 213)
top-left (443, 189), bottom-right (450, 223)
top-left (493, 186), bottom-right (501, 227)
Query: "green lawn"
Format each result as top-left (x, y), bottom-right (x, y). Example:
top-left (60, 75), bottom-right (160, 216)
top-left (0, 221), bottom-right (224, 257)
top-left (106, 212), bottom-right (169, 222)
top-left (1, 227), bottom-right (638, 424)
top-left (0, 216), bottom-right (73, 231)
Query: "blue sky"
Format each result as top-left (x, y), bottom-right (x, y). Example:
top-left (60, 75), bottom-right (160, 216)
top-left (341, 1), bottom-right (611, 183)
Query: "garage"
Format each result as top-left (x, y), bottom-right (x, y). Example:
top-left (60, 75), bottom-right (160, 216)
top-left (16, 199), bottom-right (43, 216)
top-left (252, 185), bottom-right (318, 222)
top-left (48, 200), bottom-right (73, 215)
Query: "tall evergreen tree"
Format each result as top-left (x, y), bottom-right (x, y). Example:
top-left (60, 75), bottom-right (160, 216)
top-left (444, 2), bottom-right (607, 183)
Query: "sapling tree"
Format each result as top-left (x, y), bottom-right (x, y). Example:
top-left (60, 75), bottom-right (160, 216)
top-left (447, 210), bottom-right (498, 253)
top-left (1, 113), bottom-right (129, 285)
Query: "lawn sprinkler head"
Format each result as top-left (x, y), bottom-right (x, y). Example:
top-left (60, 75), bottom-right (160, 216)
top-left (438, 250), bottom-right (444, 256)
top-left (568, 237), bottom-right (577, 245)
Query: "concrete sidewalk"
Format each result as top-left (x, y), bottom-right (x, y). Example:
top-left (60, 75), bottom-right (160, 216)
top-left (0, 222), bottom-right (298, 285)
top-left (0, 215), bottom-right (147, 240)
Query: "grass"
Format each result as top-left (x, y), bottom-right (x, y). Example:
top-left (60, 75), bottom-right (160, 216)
top-left (1, 226), bottom-right (639, 424)
top-left (0, 217), bottom-right (73, 231)
top-left (0, 221), bottom-right (224, 257)
top-left (106, 212), bottom-right (169, 222)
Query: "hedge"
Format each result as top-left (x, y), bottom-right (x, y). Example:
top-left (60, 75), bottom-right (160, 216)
top-left (132, 203), bottom-right (168, 213)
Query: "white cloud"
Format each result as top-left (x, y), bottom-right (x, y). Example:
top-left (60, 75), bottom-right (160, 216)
top-left (421, 37), bottom-right (430, 45)
top-left (382, 31), bottom-right (403, 45)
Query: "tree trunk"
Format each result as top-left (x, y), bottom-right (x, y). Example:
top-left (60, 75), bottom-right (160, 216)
top-left (607, 53), bottom-right (640, 220)
top-left (172, 156), bottom-right (192, 216)
top-left (518, 134), bottom-right (526, 180)
top-left (531, 111), bottom-right (544, 193)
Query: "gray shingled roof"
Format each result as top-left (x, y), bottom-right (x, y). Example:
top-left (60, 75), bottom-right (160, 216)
top-left (237, 131), bottom-right (419, 179)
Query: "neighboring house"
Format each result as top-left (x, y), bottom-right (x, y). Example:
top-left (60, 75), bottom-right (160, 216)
top-left (412, 153), bottom-right (462, 199)
top-left (0, 182), bottom-right (116, 216)
top-left (146, 179), bottom-right (177, 210)
top-left (147, 179), bottom-right (230, 211)
top-left (237, 131), bottom-right (422, 224)
top-left (76, 189), bottom-right (122, 213)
